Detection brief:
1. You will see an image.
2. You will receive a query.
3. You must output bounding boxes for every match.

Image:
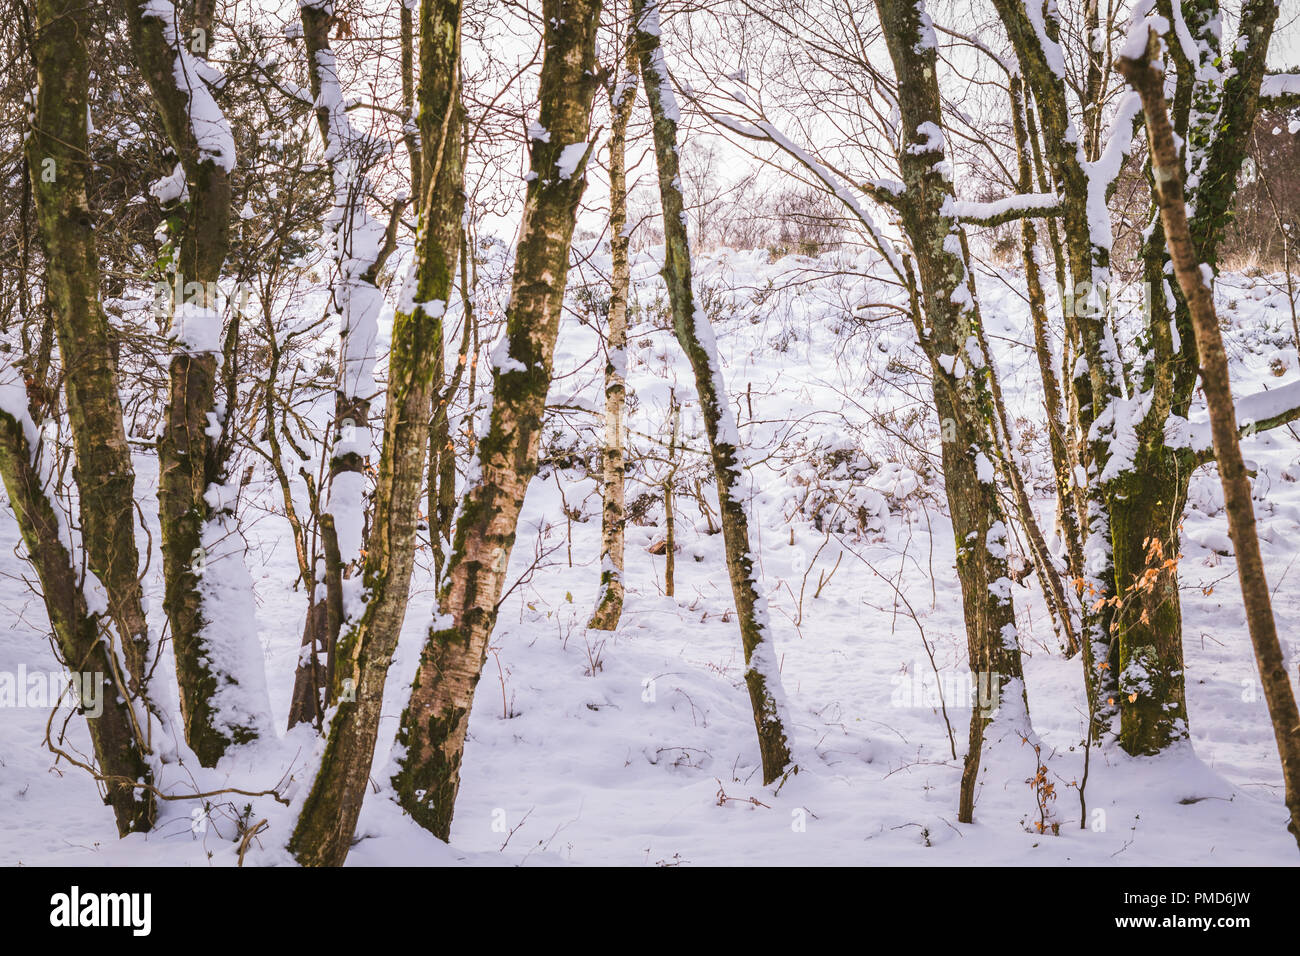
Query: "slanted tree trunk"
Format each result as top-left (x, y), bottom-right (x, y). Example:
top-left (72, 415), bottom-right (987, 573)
top-left (1010, 76), bottom-right (1085, 594)
top-left (873, 0), bottom-right (1032, 823)
top-left (0, 383), bottom-right (155, 835)
top-left (634, 0), bottom-right (796, 784)
top-left (26, 0), bottom-right (152, 693)
top-left (1121, 27), bottom-right (1300, 850)
top-left (389, 0), bottom-right (604, 841)
top-left (588, 43), bottom-right (637, 632)
top-left (124, 0), bottom-right (268, 765)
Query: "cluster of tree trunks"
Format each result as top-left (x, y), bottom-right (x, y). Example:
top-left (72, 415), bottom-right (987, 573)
top-left (288, 0), bottom-right (469, 866)
top-left (388, 0), bottom-right (606, 842)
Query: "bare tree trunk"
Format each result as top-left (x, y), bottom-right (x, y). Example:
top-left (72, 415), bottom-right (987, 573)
top-left (0, 390), bottom-right (155, 835)
top-left (428, 219), bottom-right (473, 583)
top-left (288, 0), bottom-right (466, 867)
top-left (634, 0), bottom-right (796, 784)
top-left (124, 0), bottom-right (268, 765)
top-left (1010, 76), bottom-right (1084, 594)
top-left (1121, 29), bottom-right (1300, 849)
top-left (26, 0), bottom-right (152, 692)
top-left (873, 0), bottom-right (1032, 823)
top-left (389, 0), bottom-right (605, 841)
top-left (400, 0), bottom-right (423, 200)
top-left (589, 43), bottom-right (637, 631)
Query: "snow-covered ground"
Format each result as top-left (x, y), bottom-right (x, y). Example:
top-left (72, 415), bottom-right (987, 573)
top-left (2, 247), bottom-right (1298, 865)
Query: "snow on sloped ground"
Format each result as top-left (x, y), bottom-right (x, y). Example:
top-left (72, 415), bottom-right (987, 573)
top-left (1, 249), bottom-right (1297, 865)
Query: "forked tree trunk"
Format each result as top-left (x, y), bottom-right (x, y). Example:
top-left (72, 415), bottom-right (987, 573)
top-left (288, 0), bottom-right (466, 867)
top-left (634, 0), bottom-right (796, 784)
top-left (998, 0), bottom-right (1282, 757)
top-left (124, 0), bottom-right (268, 765)
top-left (389, 0), bottom-right (605, 841)
top-left (1120, 30), bottom-right (1300, 849)
top-left (588, 43), bottom-right (637, 632)
top-left (873, 0), bottom-right (1032, 823)
top-left (0, 385), bottom-right (155, 835)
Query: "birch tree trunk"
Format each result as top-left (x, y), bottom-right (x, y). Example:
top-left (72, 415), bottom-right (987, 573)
top-left (288, 0), bottom-right (465, 867)
top-left (390, 0), bottom-right (605, 840)
top-left (633, 0), bottom-right (796, 784)
top-left (1120, 26), bottom-right (1300, 850)
top-left (588, 43), bottom-right (637, 632)
top-left (124, 0), bottom-right (269, 765)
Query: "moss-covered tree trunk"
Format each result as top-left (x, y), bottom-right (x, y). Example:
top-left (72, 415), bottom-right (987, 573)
top-left (26, 0), bottom-right (152, 692)
top-left (1120, 30), bottom-right (1300, 849)
top-left (1108, 0), bottom-right (1278, 755)
top-left (633, 0), bottom-right (797, 784)
top-left (389, 0), bottom-right (604, 841)
top-left (124, 0), bottom-right (266, 765)
top-left (588, 43), bottom-right (637, 632)
top-left (874, 0), bottom-right (1032, 823)
top-left (0, 389), bottom-right (155, 835)
top-left (288, 0), bottom-right (466, 866)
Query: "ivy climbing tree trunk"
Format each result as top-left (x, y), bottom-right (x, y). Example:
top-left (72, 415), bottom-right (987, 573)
top-left (633, 0), bottom-right (796, 784)
top-left (873, 0), bottom-right (1033, 823)
top-left (390, 0), bottom-right (605, 841)
top-left (996, 0), bottom-right (1286, 757)
top-left (588, 41), bottom-right (637, 632)
top-left (1105, 0), bottom-right (1279, 755)
top-left (1120, 25), bottom-right (1300, 850)
top-left (124, 0), bottom-right (269, 765)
